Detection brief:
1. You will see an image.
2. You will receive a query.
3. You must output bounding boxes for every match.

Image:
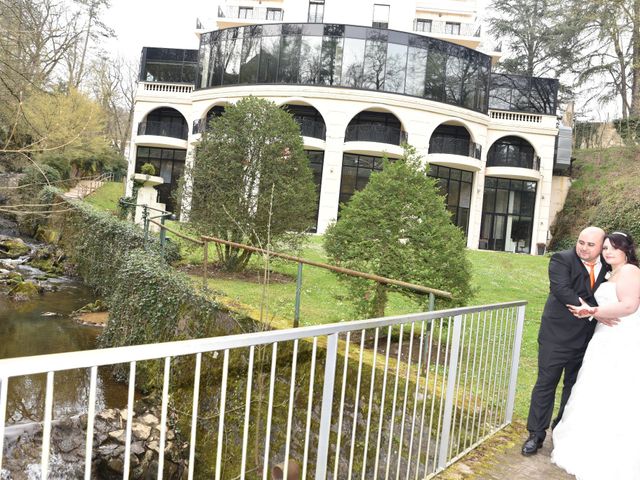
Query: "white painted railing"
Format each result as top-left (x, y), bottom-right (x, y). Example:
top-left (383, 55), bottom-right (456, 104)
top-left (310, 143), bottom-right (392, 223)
top-left (489, 110), bottom-right (544, 124)
top-left (0, 302), bottom-right (525, 479)
top-left (141, 82), bottom-right (194, 94)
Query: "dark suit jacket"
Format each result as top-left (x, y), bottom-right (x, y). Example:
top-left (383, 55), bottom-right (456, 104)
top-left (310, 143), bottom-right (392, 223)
top-left (538, 249), bottom-right (608, 349)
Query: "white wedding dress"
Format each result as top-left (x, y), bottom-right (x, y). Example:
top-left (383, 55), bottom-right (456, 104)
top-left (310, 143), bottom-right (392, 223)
top-left (552, 281), bottom-right (640, 479)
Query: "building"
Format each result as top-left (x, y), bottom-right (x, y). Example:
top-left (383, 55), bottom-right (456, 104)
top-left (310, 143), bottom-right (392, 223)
top-left (126, 0), bottom-right (571, 254)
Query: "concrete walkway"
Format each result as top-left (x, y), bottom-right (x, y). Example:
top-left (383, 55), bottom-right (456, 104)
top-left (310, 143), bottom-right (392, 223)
top-left (437, 423), bottom-right (575, 480)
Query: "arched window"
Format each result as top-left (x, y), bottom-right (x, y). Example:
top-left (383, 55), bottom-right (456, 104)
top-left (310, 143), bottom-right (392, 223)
top-left (139, 107), bottom-right (188, 140)
top-left (282, 104), bottom-right (326, 140)
top-left (345, 111), bottom-right (405, 145)
top-left (487, 136), bottom-right (538, 170)
top-left (429, 124), bottom-right (481, 159)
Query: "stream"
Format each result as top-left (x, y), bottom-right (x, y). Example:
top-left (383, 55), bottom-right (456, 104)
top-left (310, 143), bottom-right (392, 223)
top-left (0, 227), bottom-right (128, 425)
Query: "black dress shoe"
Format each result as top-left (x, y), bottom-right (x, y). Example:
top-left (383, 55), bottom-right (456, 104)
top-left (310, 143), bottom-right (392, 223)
top-left (521, 434), bottom-right (544, 456)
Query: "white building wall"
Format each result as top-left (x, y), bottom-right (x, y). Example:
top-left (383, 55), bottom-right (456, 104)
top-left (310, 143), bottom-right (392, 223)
top-left (130, 82), bottom-right (559, 253)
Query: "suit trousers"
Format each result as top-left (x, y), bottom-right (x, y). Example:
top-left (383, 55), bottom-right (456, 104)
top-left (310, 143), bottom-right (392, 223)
top-left (526, 340), bottom-right (587, 440)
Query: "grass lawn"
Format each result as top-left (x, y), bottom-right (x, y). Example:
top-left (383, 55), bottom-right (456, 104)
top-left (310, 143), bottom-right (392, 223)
top-left (84, 181), bottom-right (125, 213)
top-left (87, 181), bottom-right (552, 420)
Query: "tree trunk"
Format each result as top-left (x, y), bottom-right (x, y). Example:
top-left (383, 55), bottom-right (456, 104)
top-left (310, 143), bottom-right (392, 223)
top-left (372, 283), bottom-right (388, 318)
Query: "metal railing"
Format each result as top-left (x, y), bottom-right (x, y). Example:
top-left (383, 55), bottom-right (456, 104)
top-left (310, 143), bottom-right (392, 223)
top-left (218, 5), bottom-right (284, 21)
top-left (0, 302), bottom-right (525, 479)
top-left (429, 137), bottom-right (482, 160)
top-left (295, 117), bottom-right (327, 141)
top-left (137, 120), bottom-right (188, 140)
top-left (413, 19), bottom-right (481, 38)
top-left (487, 154), bottom-right (541, 171)
top-left (345, 124), bottom-right (407, 145)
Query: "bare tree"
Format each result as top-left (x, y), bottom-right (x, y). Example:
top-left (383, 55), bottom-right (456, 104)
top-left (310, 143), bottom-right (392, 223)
top-left (89, 55), bottom-right (136, 154)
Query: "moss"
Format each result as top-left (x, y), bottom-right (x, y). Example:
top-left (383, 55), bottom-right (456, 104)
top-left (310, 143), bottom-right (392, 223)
top-left (0, 237), bottom-right (30, 259)
top-left (9, 280), bottom-right (41, 301)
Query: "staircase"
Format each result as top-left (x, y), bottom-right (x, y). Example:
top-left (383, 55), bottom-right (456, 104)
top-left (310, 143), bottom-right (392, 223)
top-left (63, 173), bottom-right (114, 200)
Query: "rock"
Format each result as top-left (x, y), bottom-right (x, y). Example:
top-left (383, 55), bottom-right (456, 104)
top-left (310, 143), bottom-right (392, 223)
top-left (0, 236), bottom-right (30, 259)
top-left (131, 441), bottom-right (145, 455)
top-left (131, 423), bottom-right (151, 441)
top-left (98, 409), bottom-right (119, 422)
top-left (139, 413), bottom-right (159, 426)
top-left (9, 280), bottom-right (40, 301)
top-left (107, 457), bottom-right (125, 474)
top-left (148, 440), bottom-right (160, 453)
top-left (108, 429), bottom-right (126, 443)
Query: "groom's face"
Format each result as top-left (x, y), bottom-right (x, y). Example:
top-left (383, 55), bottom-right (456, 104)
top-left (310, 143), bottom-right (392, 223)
top-left (575, 231), bottom-right (604, 263)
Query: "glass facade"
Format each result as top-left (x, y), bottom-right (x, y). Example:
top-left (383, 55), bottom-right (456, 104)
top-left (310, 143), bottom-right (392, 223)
top-left (197, 23), bottom-right (492, 113)
top-left (480, 177), bottom-right (537, 253)
top-left (428, 165), bottom-right (473, 236)
top-left (305, 150), bottom-right (324, 231)
top-left (488, 73), bottom-right (559, 115)
top-left (135, 147), bottom-right (187, 212)
top-left (487, 136), bottom-right (538, 170)
top-left (139, 47), bottom-right (198, 84)
top-left (339, 153), bottom-right (385, 207)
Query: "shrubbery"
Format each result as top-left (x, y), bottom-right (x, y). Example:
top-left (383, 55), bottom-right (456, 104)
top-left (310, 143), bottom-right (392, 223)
top-left (54, 200), bottom-right (253, 380)
top-left (324, 146), bottom-right (474, 317)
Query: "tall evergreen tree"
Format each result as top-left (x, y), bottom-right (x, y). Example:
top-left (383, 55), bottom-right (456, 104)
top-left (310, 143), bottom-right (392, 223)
top-left (324, 146), bottom-right (473, 318)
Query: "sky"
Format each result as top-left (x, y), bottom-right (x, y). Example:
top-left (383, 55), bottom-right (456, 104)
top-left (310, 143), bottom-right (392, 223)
top-left (103, 0), bottom-right (212, 61)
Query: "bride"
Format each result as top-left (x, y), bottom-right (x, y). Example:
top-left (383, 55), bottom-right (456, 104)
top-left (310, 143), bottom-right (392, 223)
top-left (552, 231), bottom-right (640, 479)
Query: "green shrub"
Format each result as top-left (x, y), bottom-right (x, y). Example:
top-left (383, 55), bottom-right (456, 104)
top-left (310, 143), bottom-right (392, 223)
top-left (324, 145), bottom-right (474, 317)
top-left (140, 162), bottom-right (156, 175)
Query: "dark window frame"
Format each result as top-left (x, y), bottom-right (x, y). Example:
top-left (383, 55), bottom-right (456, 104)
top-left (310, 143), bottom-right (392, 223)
top-left (372, 4), bottom-right (390, 29)
top-left (428, 164), bottom-right (473, 236)
top-left (308, 0), bottom-right (325, 23)
top-left (415, 19), bottom-right (432, 32)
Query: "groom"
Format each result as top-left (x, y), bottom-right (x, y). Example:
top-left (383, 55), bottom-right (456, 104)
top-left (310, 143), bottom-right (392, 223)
top-left (522, 226), bottom-right (607, 455)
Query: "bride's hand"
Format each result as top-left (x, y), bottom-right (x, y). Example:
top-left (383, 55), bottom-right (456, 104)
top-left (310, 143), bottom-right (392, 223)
top-left (567, 298), bottom-right (596, 318)
top-left (595, 316), bottom-right (620, 327)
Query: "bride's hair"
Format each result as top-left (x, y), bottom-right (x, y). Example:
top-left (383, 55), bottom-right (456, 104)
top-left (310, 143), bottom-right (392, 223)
top-left (605, 231), bottom-right (639, 267)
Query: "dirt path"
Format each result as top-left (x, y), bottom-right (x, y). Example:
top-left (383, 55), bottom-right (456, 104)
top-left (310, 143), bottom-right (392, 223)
top-left (437, 423), bottom-right (575, 480)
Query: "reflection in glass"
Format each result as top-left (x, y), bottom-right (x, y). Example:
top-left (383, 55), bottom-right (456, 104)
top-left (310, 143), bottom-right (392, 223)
top-left (239, 35), bottom-right (261, 84)
top-left (363, 34), bottom-right (387, 90)
top-left (342, 37), bottom-right (366, 87)
top-left (259, 36), bottom-right (280, 83)
top-left (319, 35), bottom-right (343, 85)
top-left (300, 36), bottom-right (323, 84)
top-left (425, 48), bottom-right (446, 101)
top-left (480, 178), bottom-right (537, 253)
top-left (195, 23), bottom-right (504, 114)
top-left (405, 46), bottom-right (428, 96)
top-left (384, 42), bottom-right (407, 93)
top-left (280, 35), bottom-right (302, 83)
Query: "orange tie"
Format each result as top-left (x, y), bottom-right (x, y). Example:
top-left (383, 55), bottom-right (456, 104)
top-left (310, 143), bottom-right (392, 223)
top-left (586, 262), bottom-right (596, 289)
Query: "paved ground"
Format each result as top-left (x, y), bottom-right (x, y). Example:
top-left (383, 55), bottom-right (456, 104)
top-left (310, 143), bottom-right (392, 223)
top-left (436, 423), bottom-right (575, 480)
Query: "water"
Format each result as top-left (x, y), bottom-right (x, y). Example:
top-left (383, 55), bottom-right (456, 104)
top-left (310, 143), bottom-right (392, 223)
top-left (0, 259), bottom-right (128, 424)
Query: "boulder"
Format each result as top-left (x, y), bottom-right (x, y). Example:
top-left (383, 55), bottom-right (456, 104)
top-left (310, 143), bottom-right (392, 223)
top-left (0, 236), bottom-right (30, 259)
top-left (9, 280), bottom-right (41, 301)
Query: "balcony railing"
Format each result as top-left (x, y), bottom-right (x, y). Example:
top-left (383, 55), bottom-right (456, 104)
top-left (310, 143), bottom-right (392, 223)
top-left (0, 302), bottom-right (525, 479)
top-left (413, 19), bottom-right (481, 38)
top-left (217, 5), bottom-right (284, 21)
top-left (429, 137), bottom-right (482, 160)
top-left (345, 124), bottom-right (407, 145)
top-left (487, 155), bottom-right (541, 171)
top-left (137, 120), bottom-right (188, 140)
top-left (295, 117), bottom-right (326, 141)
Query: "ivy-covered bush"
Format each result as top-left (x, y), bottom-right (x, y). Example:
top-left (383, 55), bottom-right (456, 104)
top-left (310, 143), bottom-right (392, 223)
top-left (54, 200), bottom-right (252, 364)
